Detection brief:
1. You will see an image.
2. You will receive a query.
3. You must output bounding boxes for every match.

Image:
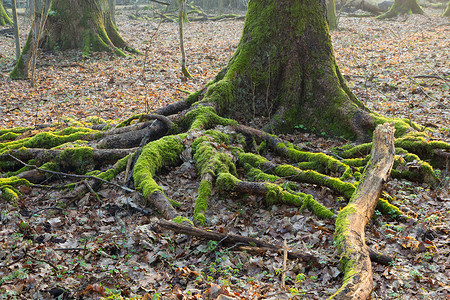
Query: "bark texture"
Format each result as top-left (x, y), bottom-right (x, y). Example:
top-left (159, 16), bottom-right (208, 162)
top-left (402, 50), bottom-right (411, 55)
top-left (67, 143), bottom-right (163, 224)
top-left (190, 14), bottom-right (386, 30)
top-left (331, 123), bottom-right (395, 299)
top-left (198, 0), bottom-right (375, 140)
top-left (377, 0), bottom-right (425, 19)
top-left (0, 2), bottom-right (12, 26)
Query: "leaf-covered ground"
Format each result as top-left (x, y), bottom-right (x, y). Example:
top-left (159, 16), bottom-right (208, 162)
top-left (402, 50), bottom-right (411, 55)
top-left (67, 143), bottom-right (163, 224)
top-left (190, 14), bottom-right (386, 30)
top-left (0, 7), bottom-right (449, 300)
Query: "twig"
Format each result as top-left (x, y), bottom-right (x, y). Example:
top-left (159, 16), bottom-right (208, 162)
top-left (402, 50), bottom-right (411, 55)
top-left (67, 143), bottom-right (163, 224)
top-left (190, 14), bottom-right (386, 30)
top-left (7, 153), bottom-right (134, 192)
top-left (413, 74), bottom-right (449, 81)
top-left (149, 0), bottom-right (170, 5)
top-left (281, 239), bottom-right (288, 290)
top-left (25, 253), bottom-right (59, 273)
top-left (31, 206), bottom-right (64, 215)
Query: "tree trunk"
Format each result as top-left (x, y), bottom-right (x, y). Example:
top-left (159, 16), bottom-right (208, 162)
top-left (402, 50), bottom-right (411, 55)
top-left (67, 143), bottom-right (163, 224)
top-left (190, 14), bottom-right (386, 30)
top-left (376, 0), bottom-right (425, 19)
top-left (10, 0), bottom-right (52, 81)
top-left (108, 0), bottom-right (116, 25)
top-left (10, 0), bottom-right (134, 80)
top-left (178, 0), bottom-right (192, 78)
top-left (11, 0), bottom-right (20, 60)
top-left (0, 1), bottom-right (13, 25)
top-left (198, 0), bottom-right (376, 140)
top-left (444, 0), bottom-right (450, 17)
top-left (327, 0), bottom-right (337, 30)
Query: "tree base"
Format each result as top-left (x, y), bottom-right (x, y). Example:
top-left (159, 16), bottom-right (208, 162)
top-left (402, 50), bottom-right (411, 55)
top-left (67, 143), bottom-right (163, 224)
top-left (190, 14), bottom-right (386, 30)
top-left (376, 0), bottom-right (425, 19)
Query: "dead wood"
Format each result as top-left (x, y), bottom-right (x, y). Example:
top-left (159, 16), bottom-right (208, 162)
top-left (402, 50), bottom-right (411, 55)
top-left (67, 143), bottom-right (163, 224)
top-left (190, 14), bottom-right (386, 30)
top-left (331, 123), bottom-right (395, 300)
top-left (158, 220), bottom-right (319, 265)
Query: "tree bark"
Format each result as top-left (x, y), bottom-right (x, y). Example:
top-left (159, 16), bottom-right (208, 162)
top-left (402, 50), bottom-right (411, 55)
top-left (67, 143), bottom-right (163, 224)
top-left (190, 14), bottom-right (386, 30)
top-left (199, 0), bottom-right (375, 140)
top-left (0, 1), bottom-right (12, 25)
top-left (10, 0), bottom-right (52, 81)
top-left (178, 0), bottom-right (192, 78)
top-left (11, 0), bottom-right (20, 60)
top-left (10, 0), bottom-right (134, 80)
top-left (444, 0), bottom-right (450, 17)
top-left (327, 0), bottom-right (337, 30)
top-left (331, 123), bottom-right (395, 299)
top-left (377, 0), bottom-right (425, 19)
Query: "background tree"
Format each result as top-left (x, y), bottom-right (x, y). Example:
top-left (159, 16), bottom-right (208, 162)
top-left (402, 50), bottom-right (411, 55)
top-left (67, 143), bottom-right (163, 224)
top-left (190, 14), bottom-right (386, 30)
top-left (11, 0), bottom-right (20, 60)
top-left (10, 0), bottom-right (52, 82)
top-left (10, 0), bottom-right (134, 80)
top-left (377, 0), bottom-right (425, 19)
top-left (444, 0), bottom-right (450, 16)
top-left (0, 1), bottom-right (13, 25)
top-left (178, 0), bottom-right (192, 77)
top-left (327, 0), bottom-right (337, 30)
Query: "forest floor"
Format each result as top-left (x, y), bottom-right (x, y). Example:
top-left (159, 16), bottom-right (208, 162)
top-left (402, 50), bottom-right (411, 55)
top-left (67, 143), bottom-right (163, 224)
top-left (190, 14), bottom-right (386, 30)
top-left (0, 6), bottom-right (449, 300)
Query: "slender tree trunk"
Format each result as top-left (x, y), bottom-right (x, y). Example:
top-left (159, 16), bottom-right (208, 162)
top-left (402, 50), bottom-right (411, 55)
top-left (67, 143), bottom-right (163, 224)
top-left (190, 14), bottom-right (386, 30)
top-left (376, 0), bottom-right (424, 19)
top-left (10, 0), bottom-right (52, 81)
top-left (444, 0), bottom-right (450, 17)
top-left (109, 0), bottom-right (116, 25)
top-left (11, 0), bottom-right (21, 61)
top-left (327, 0), bottom-right (337, 30)
top-left (178, 0), bottom-right (192, 78)
top-left (0, 1), bottom-right (13, 25)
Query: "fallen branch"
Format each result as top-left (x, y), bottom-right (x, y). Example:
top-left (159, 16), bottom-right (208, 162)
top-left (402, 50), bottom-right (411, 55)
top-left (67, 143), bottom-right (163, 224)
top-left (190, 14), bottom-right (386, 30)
top-left (331, 123), bottom-right (395, 299)
top-left (158, 219), bottom-right (319, 265)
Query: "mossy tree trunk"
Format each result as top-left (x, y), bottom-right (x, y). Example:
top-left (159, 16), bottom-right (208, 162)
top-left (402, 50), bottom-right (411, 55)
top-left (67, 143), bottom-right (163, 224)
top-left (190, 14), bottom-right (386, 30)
top-left (198, 0), bottom-right (376, 140)
top-left (178, 0), bottom-right (192, 78)
top-left (11, 0), bottom-right (20, 60)
top-left (327, 0), bottom-right (337, 30)
top-left (10, 0), bottom-right (134, 80)
top-left (0, 1), bottom-right (13, 25)
top-left (10, 0), bottom-right (52, 81)
top-left (376, 0), bottom-right (425, 19)
top-left (444, 0), bottom-right (450, 17)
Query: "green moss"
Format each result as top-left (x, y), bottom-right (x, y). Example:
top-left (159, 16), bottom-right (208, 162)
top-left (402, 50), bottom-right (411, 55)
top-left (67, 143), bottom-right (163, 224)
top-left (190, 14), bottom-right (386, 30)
top-left (332, 203), bottom-right (359, 292)
top-left (0, 177), bottom-right (31, 204)
top-left (181, 106), bottom-right (237, 130)
top-left (1, 187), bottom-right (19, 204)
top-left (376, 198), bottom-right (403, 219)
top-left (194, 180), bottom-right (212, 224)
top-left (216, 173), bottom-right (240, 191)
top-left (0, 127), bottom-right (32, 136)
top-left (335, 142), bottom-right (372, 159)
top-left (97, 154), bottom-right (131, 181)
top-left (59, 147), bottom-right (94, 174)
top-left (133, 135), bottom-right (185, 198)
top-left (10, 34), bottom-right (32, 79)
top-left (372, 115), bottom-right (417, 137)
top-left (0, 128), bottom-right (97, 155)
top-left (395, 132), bottom-right (450, 164)
top-left (265, 183), bottom-right (334, 218)
top-left (277, 142), bottom-right (352, 179)
top-left (172, 216), bottom-right (194, 226)
top-left (0, 132), bottom-right (20, 141)
top-left (0, 177), bottom-right (31, 188)
top-left (245, 164), bottom-right (279, 182)
top-left (238, 152), bottom-right (269, 168)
